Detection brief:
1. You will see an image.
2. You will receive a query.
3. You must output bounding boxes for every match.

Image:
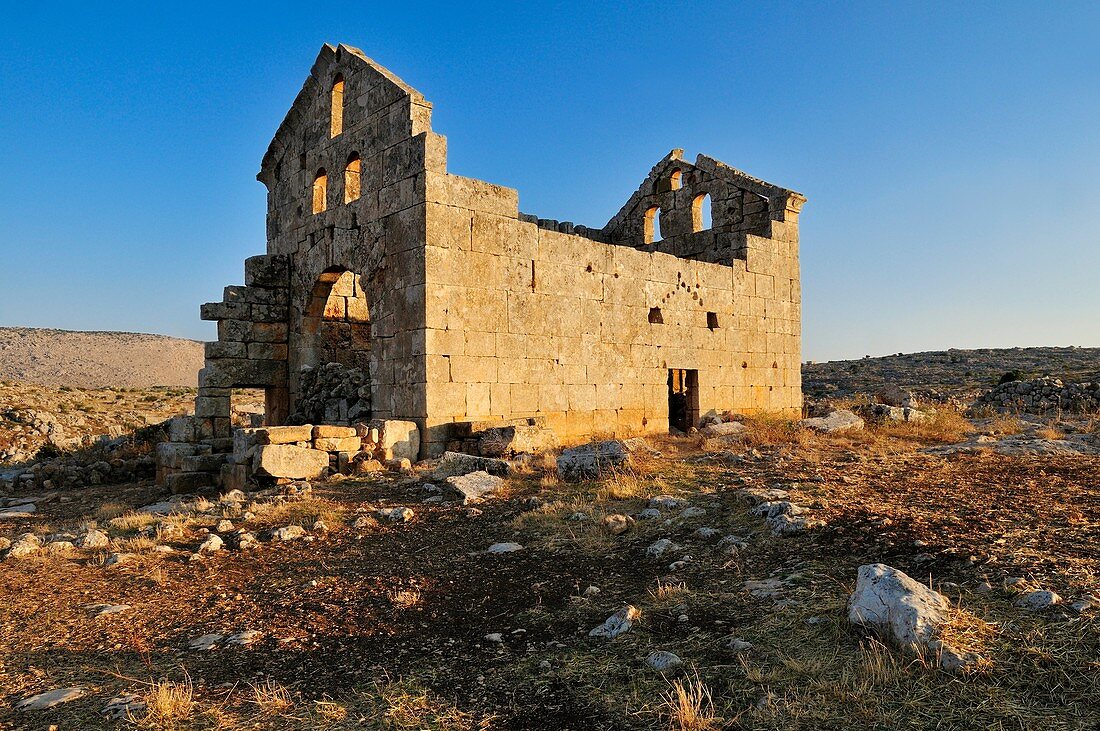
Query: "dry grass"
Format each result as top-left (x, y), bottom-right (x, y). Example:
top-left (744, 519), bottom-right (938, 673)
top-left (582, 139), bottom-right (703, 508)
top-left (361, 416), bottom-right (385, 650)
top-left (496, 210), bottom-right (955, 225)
top-left (874, 408), bottom-right (974, 444)
top-left (389, 587), bottom-right (422, 610)
top-left (649, 580), bottom-right (691, 604)
top-left (133, 676), bottom-right (195, 728)
top-left (662, 670), bottom-right (721, 731)
top-left (108, 511), bottom-right (159, 534)
top-left (988, 414), bottom-right (1024, 435)
top-left (1035, 425), bottom-right (1066, 440)
top-left (249, 679), bottom-right (294, 716)
top-left (95, 501), bottom-right (132, 521)
top-left (358, 679), bottom-right (488, 730)
top-left (113, 535), bottom-right (158, 553)
top-left (597, 466), bottom-right (658, 500)
top-left (740, 413), bottom-right (809, 448)
top-left (249, 497), bottom-right (345, 529)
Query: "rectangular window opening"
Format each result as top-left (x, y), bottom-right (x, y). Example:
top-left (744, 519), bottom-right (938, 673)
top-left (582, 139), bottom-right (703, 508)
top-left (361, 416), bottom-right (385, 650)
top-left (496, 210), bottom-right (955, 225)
top-left (706, 312), bottom-right (719, 330)
top-left (667, 369), bottom-right (699, 433)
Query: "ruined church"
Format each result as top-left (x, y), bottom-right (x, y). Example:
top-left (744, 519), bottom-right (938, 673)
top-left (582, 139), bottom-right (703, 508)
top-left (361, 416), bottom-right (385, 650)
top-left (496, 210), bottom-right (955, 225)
top-left (167, 43), bottom-right (804, 484)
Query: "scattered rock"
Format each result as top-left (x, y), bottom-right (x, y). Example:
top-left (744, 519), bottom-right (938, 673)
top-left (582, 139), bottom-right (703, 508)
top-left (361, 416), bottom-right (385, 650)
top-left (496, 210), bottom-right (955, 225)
top-left (487, 542), bottom-right (523, 554)
top-left (589, 605), bottom-right (640, 638)
top-left (727, 638), bottom-right (753, 653)
top-left (377, 507), bottom-right (415, 523)
top-left (636, 508), bottom-right (661, 520)
top-left (799, 409), bottom-right (864, 433)
top-left (701, 421), bottom-right (746, 437)
top-left (583, 585), bottom-right (601, 598)
top-left (0, 502), bottom-right (37, 518)
top-left (694, 527), bottom-right (721, 540)
top-left (602, 514), bottom-right (634, 535)
top-left (105, 552), bottom-right (137, 567)
top-left (1016, 589), bottom-right (1061, 611)
top-left (271, 525), bottom-right (307, 542)
top-left (445, 471), bottom-right (505, 504)
top-left (646, 538), bottom-right (679, 558)
top-left (646, 650), bottom-right (683, 671)
top-left (215, 519), bottom-right (234, 533)
top-left (929, 639), bottom-right (981, 672)
top-left (557, 440), bottom-right (630, 481)
top-left (649, 495), bottom-right (686, 510)
top-left (77, 529), bottom-right (110, 549)
top-left (484, 632), bottom-right (504, 643)
top-left (679, 506), bottom-right (707, 519)
top-left (188, 633), bottom-right (223, 650)
top-left (6, 532), bottom-right (42, 559)
top-left (227, 629), bottom-right (262, 645)
top-left (102, 693), bottom-right (145, 719)
top-left (848, 563), bottom-right (950, 647)
top-left (15, 687), bottom-right (87, 711)
top-left (45, 540), bottom-right (76, 556)
top-left (197, 534), bottom-right (223, 553)
top-left (352, 515), bottom-right (378, 530)
top-left (88, 603), bottom-right (130, 617)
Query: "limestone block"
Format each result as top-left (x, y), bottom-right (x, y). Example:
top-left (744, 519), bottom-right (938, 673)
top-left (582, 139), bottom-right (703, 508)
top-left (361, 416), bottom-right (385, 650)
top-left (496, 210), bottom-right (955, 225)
top-left (195, 396), bottom-right (231, 419)
top-left (244, 254), bottom-right (289, 287)
top-left (368, 419), bottom-right (420, 461)
top-left (252, 323), bottom-right (288, 343)
top-left (201, 301), bottom-right (249, 321)
top-left (253, 445), bottom-right (329, 479)
top-left (166, 416), bottom-right (197, 443)
top-left (556, 440), bottom-right (631, 481)
top-left (437, 451), bottom-right (510, 477)
top-left (217, 319), bottom-right (252, 342)
top-left (156, 442), bottom-right (197, 470)
top-left (313, 425), bottom-right (358, 439)
top-left (165, 471), bottom-right (215, 495)
top-left (478, 424), bottom-right (557, 457)
top-left (205, 341), bottom-right (247, 359)
top-left (258, 425), bottom-right (314, 444)
top-left (180, 454), bottom-right (229, 472)
top-left (314, 436), bottom-right (363, 452)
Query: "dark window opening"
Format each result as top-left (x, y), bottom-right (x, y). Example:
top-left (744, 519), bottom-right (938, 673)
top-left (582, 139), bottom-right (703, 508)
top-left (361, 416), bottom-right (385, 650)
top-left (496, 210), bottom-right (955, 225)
top-left (648, 307), bottom-right (663, 324)
top-left (707, 312), bottom-right (719, 329)
top-left (667, 369), bottom-right (699, 433)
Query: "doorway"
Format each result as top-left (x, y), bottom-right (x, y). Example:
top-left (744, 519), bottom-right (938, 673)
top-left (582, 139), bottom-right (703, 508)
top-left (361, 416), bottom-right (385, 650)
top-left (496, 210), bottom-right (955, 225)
top-left (667, 369), bottom-right (699, 433)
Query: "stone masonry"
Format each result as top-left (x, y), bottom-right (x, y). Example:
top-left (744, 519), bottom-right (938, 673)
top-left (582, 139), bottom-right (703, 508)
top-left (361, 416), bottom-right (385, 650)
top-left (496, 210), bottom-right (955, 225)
top-left (166, 42), bottom-right (806, 473)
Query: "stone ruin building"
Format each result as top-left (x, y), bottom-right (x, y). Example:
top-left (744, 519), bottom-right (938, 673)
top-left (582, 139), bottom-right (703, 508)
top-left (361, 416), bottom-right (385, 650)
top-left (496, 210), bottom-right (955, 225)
top-left (157, 43), bottom-right (806, 492)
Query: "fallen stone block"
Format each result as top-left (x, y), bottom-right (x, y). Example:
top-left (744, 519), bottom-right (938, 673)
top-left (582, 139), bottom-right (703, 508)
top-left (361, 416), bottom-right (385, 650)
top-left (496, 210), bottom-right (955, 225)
top-left (313, 424), bottom-right (357, 439)
top-left (446, 470), bottom-right (504, 504)
top-left (165, 471), bottom-right (215, 495)
top-left (799, 409), bottom-right (864, 433)
top-left (848, 563), bottom-right (949, 647)
top-left (257, 425), bottom-right (314, 444)
top-left (557, 440), bottom-right (630, 481)
top-left (478, 424), bottom-right (557, 457)
top-left (253, 444), bottom-right (329, 479)
top-left (437, 451), bottom-right (510, 477)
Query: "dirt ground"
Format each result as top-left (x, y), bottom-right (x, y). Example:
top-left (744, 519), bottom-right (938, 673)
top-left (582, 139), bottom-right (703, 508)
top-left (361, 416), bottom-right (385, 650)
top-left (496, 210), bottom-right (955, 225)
top-left (1, 420), bottom-right (1098, 730)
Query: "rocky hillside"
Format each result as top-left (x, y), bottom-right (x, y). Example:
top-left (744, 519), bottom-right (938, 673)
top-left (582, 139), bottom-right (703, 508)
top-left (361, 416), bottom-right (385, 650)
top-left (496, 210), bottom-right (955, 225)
top-left (0, 328), bottom-right (204, 388)
top-left (804, 346), bottom-right (1100, 402)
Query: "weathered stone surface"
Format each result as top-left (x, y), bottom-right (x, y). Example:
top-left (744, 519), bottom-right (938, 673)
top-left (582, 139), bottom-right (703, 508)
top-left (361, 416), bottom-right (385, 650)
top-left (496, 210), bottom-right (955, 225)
top-left (16, 687), bottom-right (87, 711)
top-left (165, 471), bottom-right (215, 495)
top-left (259, 425), bottom-right (314, 444)
top-left (445, 470), bottom-right (504, 504)
top-left (589, 605), bottom-right (640, 638)
top-left (602, 514), bottom-right (634, 535)
top-left (486, 541), bottom-right (523, 553)
top-left (313, 436), bottom-right (362, 452)
top-left (369, 419), bottom-right (420, 462)
top-left (848, 563), bottom-right (950, 647)
top-left (478, 424), bottom-right (557, 457)
top-left (271, 525), bottom-right (307, 541)
top-left (799, 409), bottom-right (864, 433)
top-left (313, 424), bottom-right (357, 439)
top-left (6, 533), bottom-right (43, 559)
top-left (701, 421), bottom-right (747, 437)
top-left (646, 650), bottom-right (683, 671)
top-left (557, 440), bottom-right (630, 481)
top-left (1017, 589), bottom-right (1061, 611)
top-left (377, 507), bottom-right (415, 522)
top-left (438, 451), bottom-right (510, 477)
top-left (253, 445), bottom-right (329, 479)
top-left (77, 529), bottom-right (110, 549)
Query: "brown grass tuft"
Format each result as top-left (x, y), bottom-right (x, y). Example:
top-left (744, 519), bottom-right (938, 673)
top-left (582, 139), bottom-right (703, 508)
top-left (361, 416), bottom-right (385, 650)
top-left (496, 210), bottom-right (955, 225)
top-left (249, 679), bottom-right (294, 716)
top-left (134, 677), bottom-right (195, 727)
top-left (662, 670), bottom-right (721, 730)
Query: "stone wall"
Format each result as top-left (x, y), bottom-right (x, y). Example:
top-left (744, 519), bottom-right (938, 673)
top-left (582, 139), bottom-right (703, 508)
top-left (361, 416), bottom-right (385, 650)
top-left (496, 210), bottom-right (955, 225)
top-left (974, 376), bottom-right (1100, 414)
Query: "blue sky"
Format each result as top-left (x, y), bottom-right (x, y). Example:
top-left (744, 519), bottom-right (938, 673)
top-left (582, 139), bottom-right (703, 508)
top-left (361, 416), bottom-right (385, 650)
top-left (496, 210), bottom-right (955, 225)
top-left (1, 1), bottom-right (1097, 362)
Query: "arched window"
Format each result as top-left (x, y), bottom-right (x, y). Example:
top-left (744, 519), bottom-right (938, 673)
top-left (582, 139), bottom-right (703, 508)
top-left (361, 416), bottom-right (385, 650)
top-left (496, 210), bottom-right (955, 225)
top-left (330, 75), bottom-right (345, 138)
top-left (644, 206), bottom-right (660, 244)
top-left (669, 169), bottom-right (682, 190)
top-left (312, 169), bottom-right (328, 214)
top-left (344, 154), bottom-right (361, 203)
top-left (692, 193), bottom-right (712, 232)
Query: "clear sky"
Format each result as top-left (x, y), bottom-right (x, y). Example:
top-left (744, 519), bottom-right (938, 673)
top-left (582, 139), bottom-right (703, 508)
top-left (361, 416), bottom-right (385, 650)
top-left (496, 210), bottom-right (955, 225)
top-left (1, 1), bottom-right (1097, 362)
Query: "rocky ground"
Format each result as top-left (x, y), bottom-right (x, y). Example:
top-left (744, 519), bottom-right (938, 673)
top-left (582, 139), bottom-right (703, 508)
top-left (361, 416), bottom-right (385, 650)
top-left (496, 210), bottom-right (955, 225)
top-left (803, 346), bottom-right (1100, 404)
top-left (1, 413), bottom-right (1097, 730)
top-left (0, 328), bottom-right (204, 388)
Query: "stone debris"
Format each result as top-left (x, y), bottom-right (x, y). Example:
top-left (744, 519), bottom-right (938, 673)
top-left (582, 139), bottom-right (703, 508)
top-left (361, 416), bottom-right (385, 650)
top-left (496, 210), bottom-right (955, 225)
top-left (737, 487), bottom-right (790, 504)
top-left (1016, 589), bottom-right (1061, 611)
top-left (215, 519), bottom-right (234, 532)
top-left (649, 495), bottom-right (686, 510)
top-left (188, 633), bottom-right (224, 651)
top-left (646, 538), bottom-right (679, 558)
top-left (974, 375), bottom-right (1100, 414)
top-left (445, 470), bottom-right (504, 504)
top-left (700, 421), bottom-right (747, 437)
top-left (6, 533), bottom-right (43, 559)
top-left (743, 578), bottom-right (788, 599)
top-left (228, 629), bottom-right (262, 645)
top-left (602, 514), bottom-right (634, 535)
top-left (77, 528), bottom-right (110, 549)
top-left (271, 525), bottom-right (307, 542)
top-left (45, 540), bottom-right (76, 556)
top-left (798, 409), bottom-right (864, 433)
top-left (88, 603), bottom-right (131, 617)
top-left (929, 639), bottom-right (981, 672)
top-left (197, 534), bottom-right (224, 553)
top-left (102, 693), bottom-right (146, 719)
top-left (646, 650), bottom-right (683, 671)
top-left (486, 542), bottom-right (523, 554)
top-left (377, 507), bottom-right (415, 523)
top-left (589, 605), bottom-right (640, 638)
top-left (679, 506), bottom-right (707, 519)
top-left (15, 686), bottom-right (87, 711)
top-left (583, 585), bottom-right (602, 598)
top-left (718, 535), bottom-right (748, 552)
top-left (105, 552), bottom-right (137, 566)
top-left (694, 527), bottom-right (722, 540)
top-left (484, 632), bottom-right (504, 643)
top-left (636, 508), bottom-right (661, 520)
top-left (437, 451), bottom-right (511, 478)
top-left (557, 440), bottom-right (631, 481)
top-left (727, 638), bottom-right (753, 653)
top-left (353, 515), bottom-right (378, 530)
top-left (751, 500), bottom-right (819, 536)
top-left (0, 502), bottom-right (36, 518)
top-left (847, 564), bottom-right (949, 647)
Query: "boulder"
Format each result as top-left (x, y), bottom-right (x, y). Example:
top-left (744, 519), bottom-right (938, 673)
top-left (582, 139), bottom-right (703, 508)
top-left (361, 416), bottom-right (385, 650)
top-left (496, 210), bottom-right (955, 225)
top-left (478, 424), bottom-right (557, 457)
top-left (257, 425), bottom-right (314, 444)
top-left (314, 436), bottom-right (362, 452)
top-left (15, 687), bottom-right (86, 711)
top-left (602, 514), bottom-right (634, 535)
top-left (557, 440), bottom-right (630, 481)
top-left (437, 451), bottom-right (510, 477)
top-left (799, 409), bottom-right (864, 433)
top-left (876, 384), bottom-right (917, 408)
top-left (366, 419), bottom-right (420, 462)
top-left (847, 563), bottom-right (950, 647)
top-left (6, 533), bottom-right (42, 559)
top-left (701, 421), bottom-right (747, 437)
top-left (253, 445), bottom-right (329, 479)
top-left (197, 534), bottom-right (223, 553)
top-left (646, 650), bottom-right (683, 671)
top-left (377, 507), bottom-right (415, 523)
top-left (445, 471), bottom-right (504, 504)
top-left (589, 605), bottom-right (640, 638)
top-left (271, 525), bottom-right (307, 541)
top-left (1016, 589), bottom-right (1061, 611)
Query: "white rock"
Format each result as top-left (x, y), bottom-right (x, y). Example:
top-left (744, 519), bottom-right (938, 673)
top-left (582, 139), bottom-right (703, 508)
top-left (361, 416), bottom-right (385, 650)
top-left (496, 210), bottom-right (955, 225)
top-left (727, 638), bottom-right (753, 653)
top-left (1016, 589), bottom-right (1061, 611)
top-left (0, 502), bottom-right (36, 518)
top-left (583, 585), bottom-right (601, 598)
top-left (646, 538), bottom-right (678, 558)
top-left (271, 525), bottom-right (307, 541)
top-left (589, 605), bottom-right (640, 638)
top-left (602, 514), bottom-right (634, 535)
top-left (646, 650), bottom-right (683, 671)
top-left (487, 542), bottom-right (523, 554)
top-left (77, 529), bottom-right (110, 549)
top-left (636, 508), bottom-right (661, 520)
top-left (649, 495), bottom-right (686, 510)
top-left (799, 409), bottom-right (865, 433)
top-left (197, 534), bottom-right (223, 553)
top-left (102, 693), bottom-right (145, 719)
top-left (377, 507), bottom-right (415, 523)
top-left (46, 540), bottom-right (76, 555)
top-left (16, 686), bottom-right (86, 711)
top-left (701, 421), bottom-right (747, 437)
top-left (188, 633), bottom-right (223, 650)
top-left (694, 527), bottom-right (722, 540)
top-left (484, 632), bottom-right (504, 643)
top-left (215, 519), bottom-right (234, 533)
top-left (445, 470), bottom-right (504, 504)
top-left (6, 532), bottom-right (42, 559)
top-left (679, 506), bottom-right (707, 519)
top-left (227, 629), bottom-right (262, 645)
top-left (556, 440), bottom-right (631, 481)
top-left (847, 563), bottom-right (950, 647)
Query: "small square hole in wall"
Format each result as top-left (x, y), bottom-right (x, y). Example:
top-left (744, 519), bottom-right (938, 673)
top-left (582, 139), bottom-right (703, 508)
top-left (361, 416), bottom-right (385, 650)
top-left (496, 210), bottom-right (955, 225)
top-left (707, 312), bottom-right (719, 330)
top-left (648, 307), bottom-right (663, 324)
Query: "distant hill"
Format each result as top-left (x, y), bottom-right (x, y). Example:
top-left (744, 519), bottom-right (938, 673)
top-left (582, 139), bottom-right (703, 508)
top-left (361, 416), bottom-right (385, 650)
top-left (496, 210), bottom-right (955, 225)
top-left (803, 346), bottom-right (1100, 401)
top-left (0, 328), bottom-right (204, 388)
